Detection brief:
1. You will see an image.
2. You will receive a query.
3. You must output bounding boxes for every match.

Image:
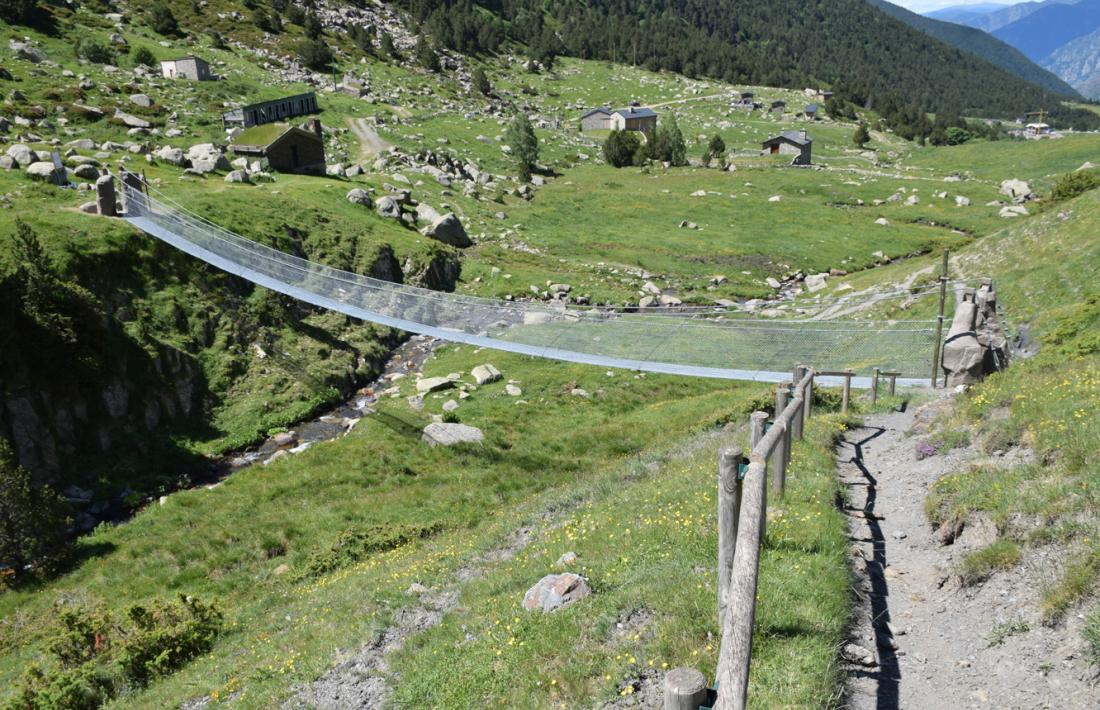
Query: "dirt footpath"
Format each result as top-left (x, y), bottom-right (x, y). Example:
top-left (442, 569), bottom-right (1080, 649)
top-left (839, 402), bottom-right (1097, 710)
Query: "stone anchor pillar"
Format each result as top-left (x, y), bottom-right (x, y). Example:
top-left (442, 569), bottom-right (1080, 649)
top-left (974, 279), bottom-right (1009, 374)
top-left (119, 170), bottom-right (146, 216)
top-left (95, 173), bottom-right (117, 217)
top-left (941, 289), bottom-right (985, 387)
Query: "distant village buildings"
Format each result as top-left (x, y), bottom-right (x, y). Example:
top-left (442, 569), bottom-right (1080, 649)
top-left (805, 88), bottom-right (834, 103)
top-left (579, 106), bottom-right (658, 138)
top-left (221, 92), bottom-right (319, 128)
top-left (229, 118), bottom-right (326, 174)
top-left (1025, 122), bottom-right (1052, 139)
top-left (160, 56), bottom-right (212, 81)
top-left (762, 130), bottom-right (813, 166)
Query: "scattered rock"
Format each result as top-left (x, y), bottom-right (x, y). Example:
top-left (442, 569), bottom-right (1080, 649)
top-left (505, 384), bottom-right (522, 397)
top-left (346, 188), bottom-right (374, 207)
top-left (804, 273), bottom-right (828, 292)
top-left (224, 169), bottom-right (250, 183)
top-left (79, 201), bottom-right (97, 214)
top-left (114, 110), bottom-right (150, 129)
top-left (25, 161), bottom-right (65, 182)
top-left (420, 212), bottom-right (470, 248)
top-left (376, 195), bottom-right (402, 219)
top-left (556, 551), bottom-right (578, 567)
top-left (416, 376), bottom-right (453, 394)
top-left (128, 93), bottom-right (153, 108)
top-left (955, 195), bottom-right (970, 207)
top-left (842, 642), bottom-right (877, 667)
top-left (523, 573), bottom-right (591, 613)
top-left (441, 399), bottom-right (459, 413)
top-left (471, 364), bottom-right (501, 385)
top-left (999, 205), bottom-right (1028, 218)
top-left (768, 195), bottom-right (782, 202)
top-left (874, 217), bottom-right (890, 227)
top-left (999, 179), bottom-right (1032, 201)
top-left (422, 422), bottom-right (484, 446)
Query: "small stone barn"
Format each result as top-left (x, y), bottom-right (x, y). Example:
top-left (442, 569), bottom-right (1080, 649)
top-left (222, 92), bottom-right (319, 128)
top-left (803, 103), bottom-right (819, 120)
top-left (610, 107), bottom-right (657, 138)
top-left (160, 56), bottom-right (212, 81)
top-left (229, 119), bottom-right (326, 174)
top-left (580, 107), bottom-right (613, 131)
top-left (761, 130), bottom-right (812, 166)
top-left (770, 100), bottom-right (786, 113)
top-left (580, 106), bottom-right (658, 138)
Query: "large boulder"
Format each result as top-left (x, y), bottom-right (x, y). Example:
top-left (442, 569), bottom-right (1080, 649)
top-left (72, 163), bottom-right (100, 180)
top-left (999, 179), bottom-right (1033, 201)
top-left (66, 138), bottom-right (96, 151)
top-left (26, 161), bottom-right (65, 182)
top-left (129, 94), bottom-right (153, 108)
top-left (224, 169), bottom-right (250, 183)
top-left (420, 212), bottom-right (470, 248)
top-left (415, 202), bottom-right (442, 223)
top-left (155, 146), bottom-right (187, 166)
top-left (346, 188), bottom-right (373, 207)
top-left (804, 273), bottom-right (829, 292)
top-left (421, 422), bottom-right (484, 446)
top-left (376, 195), bottom-right (402, 219)
top-left (187, 144), bottom-right (230, 174)
top-left (6, 143), bottom-right (33, 167)
top-left (114, 110), bottom-right (150, 129)
top-left (523, 573), bottom-right (591, 613)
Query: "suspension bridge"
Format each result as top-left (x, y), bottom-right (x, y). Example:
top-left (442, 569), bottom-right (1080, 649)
top-left (118, 176), bottom-right (946, 388)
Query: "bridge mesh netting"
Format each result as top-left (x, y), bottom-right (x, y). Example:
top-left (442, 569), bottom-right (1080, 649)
top-left (122, 180), bottom-right (940, 387)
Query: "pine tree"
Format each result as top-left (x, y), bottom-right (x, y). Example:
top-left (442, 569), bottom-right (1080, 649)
top-left (703, 134), bottom-right (726, 166)
top-left (473, 67), bottom-right (491, 96)
top-left (0, 439), bottom-right (70, 579)
top-left (505, 113), bottom-right (539, 182)
top-left (853, 123), bottom-right (871, 148)
top-left (416, 34), bottom-right (440, 72)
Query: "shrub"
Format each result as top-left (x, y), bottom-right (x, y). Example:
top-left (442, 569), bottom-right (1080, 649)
top-left (603, 129), bottom-right (640, 168)
top-left (148, 3), bottom-right (179, 35)
top-left (1052, 170), bottom-right (1100, 202)
top-left (14, 596), bottom-right (223, 706)
top-left (300, 523), bottom-right (442, 579)
top-left (130, 46), bottom-right (156, 67)
top-left (379, 32), bottom-right (397, 58)
top-left (208, 30), bottom-right (226, 49)
top-left (853, 123), bottom-right (870, 148)
top-left (297, 38), bottom-right (333, 70)
top-left (702, 133), bottom-right (725, 166)
top-left (75, 38), bottom-right (115, 64)
top-left (0, 439), bottom-right (70, 580)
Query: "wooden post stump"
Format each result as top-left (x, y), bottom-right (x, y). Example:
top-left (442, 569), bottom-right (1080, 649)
top-left (841, 370), bottom-right (852, 414)
top-left (663, 667), bottom-right (708, 710)
top-left (870, 367), bottom-right (880, 405)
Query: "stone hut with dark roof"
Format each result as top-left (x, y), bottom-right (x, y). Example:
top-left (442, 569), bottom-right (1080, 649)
top-left (761, 130), bottom-right (812, 166)
top-left (229, 118), bottom-right (326, 174)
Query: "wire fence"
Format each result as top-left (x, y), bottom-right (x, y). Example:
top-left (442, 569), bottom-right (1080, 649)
top-left (121, 177), bottom-right (940, 386)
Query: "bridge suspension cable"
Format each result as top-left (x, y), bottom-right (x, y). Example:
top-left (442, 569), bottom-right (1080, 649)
top-left (120, 177), bottom-right (937, 388)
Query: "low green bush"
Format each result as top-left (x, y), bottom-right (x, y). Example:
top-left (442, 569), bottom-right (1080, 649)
top-left (299, 523), bottom-right (443, 579)
top-left (10, 596), bottom-right (222, 709)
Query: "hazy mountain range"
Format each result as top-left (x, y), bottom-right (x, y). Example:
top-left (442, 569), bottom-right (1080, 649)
top-left (924, 0), bottom-right (1100, 98)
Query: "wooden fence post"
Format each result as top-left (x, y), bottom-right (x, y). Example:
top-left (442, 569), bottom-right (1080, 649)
top-left (887, 373), bottom-right (897, 397)
top-left (750, 411), bottom-right (769, 531)
top-left (717, 447), bottom-right (742, 629)
top-left (870, 367), bottom-right (880, 405)
top-left (664, 667), bottom-right (708, 710)
top-left (932, 249), bottom-right (949, 388)
top-left (841, 370), bottom-right (852, 414)
top-left (774, 381), bottom-right (790, 484)
top-left (803, 371), bottom-right (813, 426)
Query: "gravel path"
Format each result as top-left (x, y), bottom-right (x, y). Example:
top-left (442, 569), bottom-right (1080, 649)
top-left (840, 401), bottom-right (1097, 709)
top-left (347, 117), bottom-right (392, 160)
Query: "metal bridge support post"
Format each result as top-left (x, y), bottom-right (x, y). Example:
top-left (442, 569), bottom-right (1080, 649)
top-left (932, 249), bottom-right (949, 388)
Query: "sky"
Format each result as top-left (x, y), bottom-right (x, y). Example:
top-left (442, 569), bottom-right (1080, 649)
top-left (892, 0), bottom-right (1022, 12)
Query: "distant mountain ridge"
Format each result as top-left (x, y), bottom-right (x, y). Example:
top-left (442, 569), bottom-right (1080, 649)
top-left (992, 0), bottom-right (1100, 61)
top-left (870, 0), bottom-right (1081, 97)
top-left (928, 0), bottom-right (1078, 31)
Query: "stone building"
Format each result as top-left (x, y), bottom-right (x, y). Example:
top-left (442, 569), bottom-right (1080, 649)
top-left (160, 56), bottom-right (212, 81)
top-left (221, 92), bottom-right (319, 128)
top-left (761, 130), bottom-right (813, 166)
top-left (229, 119), bottom-right (326, 174)
top-left (580, 106), bottom-right (658, 138)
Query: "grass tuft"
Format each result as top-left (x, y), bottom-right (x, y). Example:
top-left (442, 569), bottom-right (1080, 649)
top-left (957, 539), bottom-right (1021, 585)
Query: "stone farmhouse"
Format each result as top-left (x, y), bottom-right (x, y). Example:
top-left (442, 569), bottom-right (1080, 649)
top-left (160, 56), bottom-right (213, 81)
top-left (221, 92), bottom-right (319, 129)
top-left (762, 130), bottom-right (813, 166)
top-left (229, 118), bottom-right (326, 174)
top-left (803, 103), bottom-right (819, 121)
top-left (770, 100), bottom-right (786, 114)
top-left (579, 106), bottom-right (658, 138)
